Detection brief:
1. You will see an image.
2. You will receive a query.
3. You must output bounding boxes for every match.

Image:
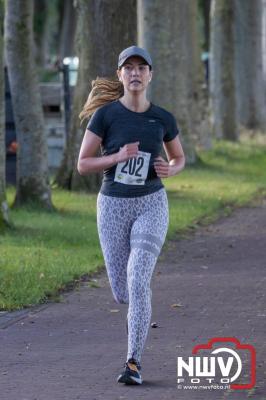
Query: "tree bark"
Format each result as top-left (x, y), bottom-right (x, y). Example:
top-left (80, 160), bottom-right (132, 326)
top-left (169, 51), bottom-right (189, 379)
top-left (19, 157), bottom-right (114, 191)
top-left (0, 0), bottom-right (10, 230)
top-left (138, 0), bottom-right (209, 163)
top-left (56, 0), bottom-right (137, 191)
top-left (234, 0), bottom-right (266, 131)
top-left (210, 0), bottom-right (238, 140)
top-left (5, 0), bottom-right (53, 209)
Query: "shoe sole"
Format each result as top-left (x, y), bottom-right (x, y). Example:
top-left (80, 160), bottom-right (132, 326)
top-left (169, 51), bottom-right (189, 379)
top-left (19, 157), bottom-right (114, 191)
top-left (117, 374), bottom-right (142, 385)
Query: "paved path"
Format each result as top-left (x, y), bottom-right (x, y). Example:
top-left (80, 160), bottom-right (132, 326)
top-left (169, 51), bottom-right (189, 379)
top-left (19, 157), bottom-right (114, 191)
top-left (1, 197), bottom-right (265, 400)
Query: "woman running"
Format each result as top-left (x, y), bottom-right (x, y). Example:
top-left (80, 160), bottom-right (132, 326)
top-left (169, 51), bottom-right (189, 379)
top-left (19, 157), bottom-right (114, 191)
top-left (77, 45), bottom-right (185, 385)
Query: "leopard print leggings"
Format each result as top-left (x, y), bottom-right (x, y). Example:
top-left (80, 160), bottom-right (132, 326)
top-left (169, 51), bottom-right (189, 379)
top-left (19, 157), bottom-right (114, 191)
top-left (96, 187), bottom-right (169, 364)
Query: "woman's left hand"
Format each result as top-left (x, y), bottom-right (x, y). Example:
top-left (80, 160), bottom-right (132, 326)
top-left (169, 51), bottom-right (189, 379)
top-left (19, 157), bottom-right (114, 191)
top-left (153, 156), bottom-right (174, 178)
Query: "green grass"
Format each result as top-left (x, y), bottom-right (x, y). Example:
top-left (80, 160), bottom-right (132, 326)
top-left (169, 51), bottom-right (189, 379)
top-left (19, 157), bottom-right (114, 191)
top-left (166, 139), bottom-right (266, 234)
top-left (1, 139), bottom-right (266, 311)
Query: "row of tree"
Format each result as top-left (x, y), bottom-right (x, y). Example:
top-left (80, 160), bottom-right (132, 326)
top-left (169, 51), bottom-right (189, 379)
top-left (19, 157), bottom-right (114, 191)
top-left (33, 0), bottom-right (76, 67)
top-left (0, 0), bottom-right (265, 230)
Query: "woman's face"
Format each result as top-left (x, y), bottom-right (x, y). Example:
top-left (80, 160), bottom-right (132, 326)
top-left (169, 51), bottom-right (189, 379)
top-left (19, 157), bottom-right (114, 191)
top-left (117, 56), bottom-right (152, 93)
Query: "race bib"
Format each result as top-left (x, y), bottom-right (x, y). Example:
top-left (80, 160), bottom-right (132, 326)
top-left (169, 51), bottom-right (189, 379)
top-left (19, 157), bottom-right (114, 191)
top-left (114, 151), bottom-right (151, 185)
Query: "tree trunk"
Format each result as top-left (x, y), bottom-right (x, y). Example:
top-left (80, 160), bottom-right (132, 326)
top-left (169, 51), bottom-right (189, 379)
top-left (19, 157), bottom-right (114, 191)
top-left (263, 0), bottom-right (266, 88)
top-left (56, 0), bottom-right (137, 191)
top-left (210, 0), bottom-right (238, 140)
top-left (33, 0), bottom-right (49, 67)
top-left (138, 0), bottom-right (209, 163)
top-left (58, 0), bottom-right (77, 60)
top-left (0, 0), bottom-right (10, 230)
top-left (5, 0), bottom-right (53, 209)
top-left (234, 0), bottom-right (266, 131)
top-left (34, 0), bottom-right (63, 68)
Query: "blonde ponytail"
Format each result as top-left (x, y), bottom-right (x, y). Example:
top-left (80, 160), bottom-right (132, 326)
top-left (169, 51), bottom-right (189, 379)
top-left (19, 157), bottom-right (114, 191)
top-left (79, 77), bottom-right (124, 123)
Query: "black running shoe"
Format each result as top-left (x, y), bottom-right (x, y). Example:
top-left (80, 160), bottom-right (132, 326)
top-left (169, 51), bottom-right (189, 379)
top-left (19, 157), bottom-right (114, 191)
top-left (117, 358), bottom-right (142, 385)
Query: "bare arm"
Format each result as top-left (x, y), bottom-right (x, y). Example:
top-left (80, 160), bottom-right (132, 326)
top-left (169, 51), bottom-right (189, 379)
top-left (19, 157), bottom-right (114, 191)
top-left (154, 136), bottom-right (185, 178)
top-left (77, 129), bottom-right (139, 175)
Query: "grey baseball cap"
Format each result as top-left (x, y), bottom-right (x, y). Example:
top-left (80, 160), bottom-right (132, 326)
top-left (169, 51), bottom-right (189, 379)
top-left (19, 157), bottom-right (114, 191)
top-left (118, 45), bottom-right (152, 69)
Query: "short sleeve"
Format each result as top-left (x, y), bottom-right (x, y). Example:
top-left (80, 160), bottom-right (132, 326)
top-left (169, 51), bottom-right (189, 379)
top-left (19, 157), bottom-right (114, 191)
top-left (86, 106), bottom-right (106, 139)
top-left (163, 113), bottom-right (179, 142)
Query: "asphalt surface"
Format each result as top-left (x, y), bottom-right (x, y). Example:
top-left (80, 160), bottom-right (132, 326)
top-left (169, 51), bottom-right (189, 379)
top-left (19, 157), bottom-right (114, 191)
top-left (1, 197), bottom-right (265, 400)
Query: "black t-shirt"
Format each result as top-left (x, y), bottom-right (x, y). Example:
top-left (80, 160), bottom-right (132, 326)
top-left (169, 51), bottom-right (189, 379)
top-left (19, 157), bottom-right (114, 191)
top-left (86, 99), bottom-right (179, 197)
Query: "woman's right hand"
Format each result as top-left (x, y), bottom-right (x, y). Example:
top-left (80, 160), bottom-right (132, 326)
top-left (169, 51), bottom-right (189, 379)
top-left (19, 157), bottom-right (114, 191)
top-left (115, 142), bottom-right (139, 163)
